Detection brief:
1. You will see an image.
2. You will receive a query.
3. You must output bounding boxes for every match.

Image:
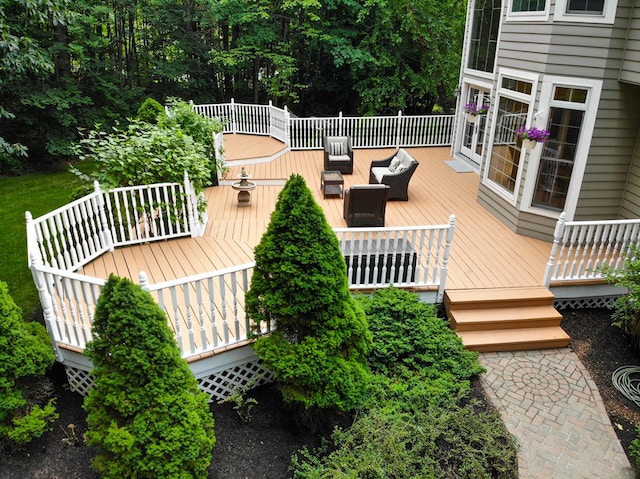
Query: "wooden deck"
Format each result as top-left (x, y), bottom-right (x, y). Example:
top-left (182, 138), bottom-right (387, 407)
top-left (82, 134), bottom-right (553, 293)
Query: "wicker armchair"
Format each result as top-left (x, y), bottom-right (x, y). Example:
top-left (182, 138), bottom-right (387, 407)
top-left (369, 148), bottom-right (419, 201)
top-left (323, 136), bottom-right (354, 174)
top-left (343, 184), bottom-right (390, 227)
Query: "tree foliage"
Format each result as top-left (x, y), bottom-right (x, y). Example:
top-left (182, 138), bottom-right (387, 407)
top-left (246, 174), bottom-right (372, 412)
top-left (83, 274), bottom-right (215, 479)
top-left (0, 280), bottom-right (57, 449)
top-left (0, 0), bottom-right (464, 172)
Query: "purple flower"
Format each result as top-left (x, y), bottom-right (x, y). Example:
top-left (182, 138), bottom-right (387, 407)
top-left (464, 102), bottom-right (489, 115)
top-left (515, 126), bottom-right (550, 142)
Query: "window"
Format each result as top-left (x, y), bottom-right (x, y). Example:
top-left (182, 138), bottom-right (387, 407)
top-left (467, 0), bottom-right (501, 73)
top-left (512, 0), bottom-right (546, 12)
top-left (555, 0), bottom-right (617, 23)
top-left (531, 87), bottom-right (587, 211)
top-left (487, 97), bottom-right (529, 194)
top-left (566, 0), bottom-right (604, 13)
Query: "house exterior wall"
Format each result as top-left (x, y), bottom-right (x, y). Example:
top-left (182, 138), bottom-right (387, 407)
top-left (620, 4), bottom-right (640, 85)
top-left (619, 124), bottom-right (640, 218)
top-left (469, 0), bottom-right (640, 241)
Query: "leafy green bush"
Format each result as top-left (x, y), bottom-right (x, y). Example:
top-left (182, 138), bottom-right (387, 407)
top-left (602, 245), bottom-right (640, 352)
top-left (247, 174), bottom-right (372, 413)
top-left (0, 281), bottom-right (57, 449)
top-left (83, 275), bottom-right (215, 478)
top-left (73, 99), bottom-right (223, 194)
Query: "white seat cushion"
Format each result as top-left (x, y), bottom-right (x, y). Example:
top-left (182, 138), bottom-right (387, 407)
top-left (328, 154), bottom-right (351, 162)
top-left (371, 167), bottom-right (390, 183)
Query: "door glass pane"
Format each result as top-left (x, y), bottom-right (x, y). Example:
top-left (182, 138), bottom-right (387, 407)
top-left (468, 0), bottom-right (501, 73)
top-left (532, 107), bottom-right (584, 211)
top-left (488, 97), bottom-right (529, 193)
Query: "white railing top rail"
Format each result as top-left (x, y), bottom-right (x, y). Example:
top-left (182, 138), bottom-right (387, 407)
top-left (194, 100), bottom-right (455, 150)
top-left (543, 212), bottom-right (640, 286)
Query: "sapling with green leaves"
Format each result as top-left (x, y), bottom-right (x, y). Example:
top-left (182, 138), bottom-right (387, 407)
top-left (246, 174), bottom-right (373, 414)
top-left (83, 274), bottom-right (215, 478)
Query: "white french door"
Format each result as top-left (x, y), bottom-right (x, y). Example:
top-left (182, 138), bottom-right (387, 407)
top-left (460, 87), bottom-right (490, 167)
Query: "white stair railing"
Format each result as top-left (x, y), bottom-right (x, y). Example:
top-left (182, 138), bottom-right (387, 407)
top-left (544, 212), bottom-right (640, 286)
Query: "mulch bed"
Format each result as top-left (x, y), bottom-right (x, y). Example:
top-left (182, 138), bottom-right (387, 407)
top-left (2, 308), bottom-right (640, 478)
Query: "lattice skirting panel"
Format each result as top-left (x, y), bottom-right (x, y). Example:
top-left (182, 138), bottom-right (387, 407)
top-left (197, 360), bottom-right (274, 402)
top-left (65, 366), bottom-right (94, 396)
top-left (63, 356), bottom-right (274, 403)
top-left (554, 296), bottom-right (617, 310)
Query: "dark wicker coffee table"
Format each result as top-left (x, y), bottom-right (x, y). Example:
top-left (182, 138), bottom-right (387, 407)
top-left (320, 170), bottom-right (344, 198)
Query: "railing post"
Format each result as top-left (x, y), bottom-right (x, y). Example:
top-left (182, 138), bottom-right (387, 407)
top-left (25, 211), bottom-right (38, 267)
top-left (543, 211), bottom-right (566, 287)
top-left (29, 252), bottom-right (64, 362)
top-left (338, 111), bottom-right (343, 137)
top-left (437, 214), bottom-right (456, 303)
top-left (230, 98), bottom-right (237, 134)
top-left (139, 270), bottom-right (149, 291)
top-left (94, 181), bottom-right (114, 252)
top-left (284, 105), bottom-right (291, 148)
top-left (396, 110), bottom-right (403, 149)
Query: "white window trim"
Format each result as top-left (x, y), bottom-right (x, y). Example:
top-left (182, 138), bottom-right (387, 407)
top-left (554, 0), bottom-right (617, 24)
top-left (482, 68), bottom-right (540, 206)
top-left (506, 0), bottom-right (550, 22)
top-left (520, 76), bottom-right (603, 221)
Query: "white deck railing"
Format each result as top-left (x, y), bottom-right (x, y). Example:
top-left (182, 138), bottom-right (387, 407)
top-left (26, 173), bottom-right (204, 271)
top-left (543, 212), bottom-right (640, 286)
top-left (194, 100), bottom-right (454, 150)
top-left (30, 218), bottom-right (455, 359)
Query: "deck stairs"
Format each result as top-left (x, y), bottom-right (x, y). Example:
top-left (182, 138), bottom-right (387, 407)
top-left (444, 286), bottom-right (570, 352)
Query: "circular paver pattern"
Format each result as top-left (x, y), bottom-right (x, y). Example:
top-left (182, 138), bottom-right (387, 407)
top-left (500, 357), bottom-right (577, 404)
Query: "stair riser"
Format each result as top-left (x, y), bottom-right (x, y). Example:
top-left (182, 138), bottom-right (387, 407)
top-left (451, 317), bottom-right (562, 331)
top-left (463, 338), bottom-right (571, 353)
top-left (445, 298), bottom-right (554, 310)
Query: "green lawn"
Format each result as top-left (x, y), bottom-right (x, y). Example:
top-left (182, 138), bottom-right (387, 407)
top-left (0, 167), bottom-right (92, 317)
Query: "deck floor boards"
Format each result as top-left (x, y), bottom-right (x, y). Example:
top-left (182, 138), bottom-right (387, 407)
top-left (82, 134), bottom-right (554, 292)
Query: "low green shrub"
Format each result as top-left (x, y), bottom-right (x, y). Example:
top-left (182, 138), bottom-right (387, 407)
top-left (289, 288), bottom-right (518, 478)
top-left (292, 403), bottom-right (518, 479)
top-left (0, 281), bottom-right (57, 450)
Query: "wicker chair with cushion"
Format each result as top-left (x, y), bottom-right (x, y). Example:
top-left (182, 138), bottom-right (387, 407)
top-left (369, 148), bottom-right (419, 201)
top-left (343, 184), bottom-right (390, 227)
top-left (324, 136), bottom-right (354, 174)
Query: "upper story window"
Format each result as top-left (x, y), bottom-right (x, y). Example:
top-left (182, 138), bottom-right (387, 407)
top-left (467, 0), bottom-right (501, 73)
top-left (508, 0), bottom-right (549, 21)
top-left (566, 0), bottom-right (604, 13)
top-left (555, 0), bottom-right (617, 23)
top-left (512, 0), bottom-right (546, 12)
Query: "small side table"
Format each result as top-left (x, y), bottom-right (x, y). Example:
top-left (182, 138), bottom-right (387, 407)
top-left (320, 170), bottom-right (344, 198)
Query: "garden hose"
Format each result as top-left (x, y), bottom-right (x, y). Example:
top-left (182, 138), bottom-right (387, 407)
top-left (612, 366), bottom-right (640, 408)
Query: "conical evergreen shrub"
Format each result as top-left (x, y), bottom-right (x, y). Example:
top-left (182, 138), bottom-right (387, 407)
top-left (84, 275), bottom-right (215, 479)
top-left (246, 174), bottom-right (372, 412)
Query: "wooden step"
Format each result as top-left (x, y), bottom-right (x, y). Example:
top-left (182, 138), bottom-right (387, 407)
top-left (456, 327), bottom-right (571, 352)
top-left (444, 286), bottom-right (555, 310)
top-left (450, 304), bottom-right (563, 331)
top-left (445, 286), bottom-right (569, 352)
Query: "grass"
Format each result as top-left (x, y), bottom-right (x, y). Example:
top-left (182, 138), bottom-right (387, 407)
top-left (0, 165), bottom-right (94, 317)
